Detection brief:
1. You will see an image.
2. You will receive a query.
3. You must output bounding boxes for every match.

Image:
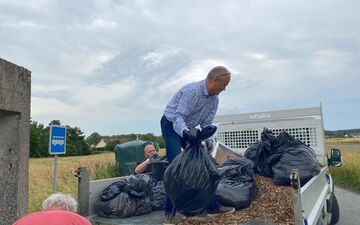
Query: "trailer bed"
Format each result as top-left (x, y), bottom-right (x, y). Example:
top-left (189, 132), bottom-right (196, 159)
top-left (88, 210), bottom-right (166, 225)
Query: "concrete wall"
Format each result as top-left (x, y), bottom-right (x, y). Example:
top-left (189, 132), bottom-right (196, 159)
top-left (0, 58), bottom-right (31, 225)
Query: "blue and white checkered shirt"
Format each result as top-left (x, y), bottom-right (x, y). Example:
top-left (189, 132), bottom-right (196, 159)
top-left (164, 80), bottom-right (219, 137)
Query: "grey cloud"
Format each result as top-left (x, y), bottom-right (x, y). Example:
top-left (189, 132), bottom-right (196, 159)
top-left (87, 43), bottom-right (192, 85)
top-left (1, 0), bottom-right (359, 134)
top-left (83, 43), bottom-right (193, 116)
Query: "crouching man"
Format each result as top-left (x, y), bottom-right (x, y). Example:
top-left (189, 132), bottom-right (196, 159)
top-left (135, 144), bottom-right (157, 174)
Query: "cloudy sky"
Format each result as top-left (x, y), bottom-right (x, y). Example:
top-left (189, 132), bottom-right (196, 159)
top-left (1, 0), bottom-right (359, 136)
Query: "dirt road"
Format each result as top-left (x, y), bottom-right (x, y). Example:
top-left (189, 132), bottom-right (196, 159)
top-left (335, 185), bottom-right (360, 225)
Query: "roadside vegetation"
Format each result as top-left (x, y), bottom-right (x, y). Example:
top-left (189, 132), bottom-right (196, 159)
top-left (29, 152), bottom-right (116, 212)
top-left (326, 138), bottom-right (360, 192)
top-left (325, 129), bottom-right (360, 138)
top-left (30, 120), bottom-right (90, 157)
top-left (326, 137), bottom-right (360, 144)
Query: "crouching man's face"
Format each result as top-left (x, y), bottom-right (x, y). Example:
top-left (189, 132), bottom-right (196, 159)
top-left (144, 145), bottom-right (156, 158)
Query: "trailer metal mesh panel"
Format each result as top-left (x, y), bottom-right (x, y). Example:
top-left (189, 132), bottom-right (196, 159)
top-left (216, 130), bottom-right (259, 149)
top-left (216, 127), bottom-right (317, 150)
top-left (270, 127), bottom-right (318, 147)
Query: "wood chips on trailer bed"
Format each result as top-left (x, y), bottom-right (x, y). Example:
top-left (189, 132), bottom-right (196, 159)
top-left (177, 175), bottom-right (295, 225)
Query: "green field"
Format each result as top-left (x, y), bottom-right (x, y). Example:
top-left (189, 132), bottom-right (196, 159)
top-left (28, 141), bottom-right (360, 212)
top-left (326, 139), bottom-right (360, 192)
top-left (28, 149), bottom-right (166, 212)
top-left (326, 137), bottom-right (360, 145)
top-left (29, 152), bottom-right (116, 212)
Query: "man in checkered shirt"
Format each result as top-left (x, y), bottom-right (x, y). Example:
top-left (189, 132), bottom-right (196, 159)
top-left (161, 66), bottom-right (233, 225)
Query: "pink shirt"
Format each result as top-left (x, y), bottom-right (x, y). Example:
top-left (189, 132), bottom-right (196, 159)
top-left (13, 210), bottom-right (91, 225)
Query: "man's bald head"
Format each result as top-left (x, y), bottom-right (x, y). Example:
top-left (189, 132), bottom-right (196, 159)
top-left (207, 66), bottom-right (231, 79)
top-left (144, 144), bottom-right (156, 158)
top-left (206, 66), bottom-right (231, 96)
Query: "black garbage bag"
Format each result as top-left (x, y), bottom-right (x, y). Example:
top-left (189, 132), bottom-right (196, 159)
top-left (96, 175), bottom-right (152, 218)
top-left (197, 125), bottom-right (217, 140)
top-left (163, 142), bottom-right (220, 216)
top-left (256, 128), bottom-right (277, 177)
top-left (126, 175), bottom-right (151, 197)
top-left (99, 179), bottom-right (128, 202)
top-left (151, 180), bottom-right (166, 211)
top-left (244, 128), bottom-right (320, 186)
top-left (222, 156), bottom-right (255, 169)
top-left (97, 192), bottom-right (136, 218)
top-left (137, 174), bottom-right (157, 188)
top-left (133, 195), bottom-right (152, 216)
top-left (244, 141), bottom-right (261, 170)
top-left (136, 174), bottom-right (166, 211)
top-left (270, 132), bottom-right (320, 186)
top-left (216, 157), bottom-right (257, 209)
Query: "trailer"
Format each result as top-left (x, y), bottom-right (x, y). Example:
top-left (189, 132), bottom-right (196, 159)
top-left (76, 106), bottom-right (342, 225)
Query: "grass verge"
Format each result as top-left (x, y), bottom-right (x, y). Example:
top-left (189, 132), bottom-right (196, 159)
top-left (29, 152), bottom-right (115, 212)
top-left (326, 138), bottom-right (360, 191)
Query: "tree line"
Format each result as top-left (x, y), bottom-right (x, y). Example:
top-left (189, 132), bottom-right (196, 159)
top-left (85, 132), bottom-right (165, 152)
top-left (30, 120), bottom-right (89, 157)
top-left (325, 129), bottom-right (360, 138)
top-left (30, 120), bottom-right (165, 158)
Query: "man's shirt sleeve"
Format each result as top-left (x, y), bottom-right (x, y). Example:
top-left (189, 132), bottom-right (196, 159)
top-left (200, 97), bottom-right (218, 128)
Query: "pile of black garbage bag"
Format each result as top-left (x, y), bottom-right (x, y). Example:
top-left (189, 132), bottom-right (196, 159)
top-left (163, 127), bottom-right (221, 217)
top-left (215, 157), bottom-right (257, 209)
top-left (96, 174), bottom-right (166, 218)
top-left (245, 128), bottom-right (320, 186)
top-left (96, 127), bottom-right (319, 218)
top-left (137, 174), bottom-right (166, 211)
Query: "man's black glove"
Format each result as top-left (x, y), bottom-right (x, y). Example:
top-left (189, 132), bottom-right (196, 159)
top-left (148, 153), bottom-right (161, 165)
top-left (198, 125), bottom-right (217, 140)
top-left (183, 127), bottom-right (200, 145)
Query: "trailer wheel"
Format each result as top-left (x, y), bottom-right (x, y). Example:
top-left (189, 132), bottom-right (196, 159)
top-left (329, 195), bottom-right (340, 225)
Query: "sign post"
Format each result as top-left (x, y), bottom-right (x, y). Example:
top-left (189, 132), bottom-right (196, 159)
top-left (49, 125), bottom-right (67, 193)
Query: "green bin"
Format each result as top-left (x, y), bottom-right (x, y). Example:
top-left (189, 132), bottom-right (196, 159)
top-left (114, 140), bottom-right (158, 176)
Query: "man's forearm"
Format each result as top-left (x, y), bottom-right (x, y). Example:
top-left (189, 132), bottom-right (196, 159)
top-left (134, 158), bottom-right (150, 174)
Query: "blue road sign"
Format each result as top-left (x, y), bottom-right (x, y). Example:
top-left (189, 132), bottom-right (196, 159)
top-left (49, 125), bottom-right (67, 155)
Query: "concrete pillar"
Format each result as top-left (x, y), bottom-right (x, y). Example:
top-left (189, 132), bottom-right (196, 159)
top-left (0, 58), bottom-right (31, 225)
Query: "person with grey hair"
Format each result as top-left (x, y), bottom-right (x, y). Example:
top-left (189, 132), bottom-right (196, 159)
top-left (13, 193), bottom-right (91, 225)
top-left (161, 66), bottom-right (234, 225)
top-left (42, 192), bottom-right (78, 212)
